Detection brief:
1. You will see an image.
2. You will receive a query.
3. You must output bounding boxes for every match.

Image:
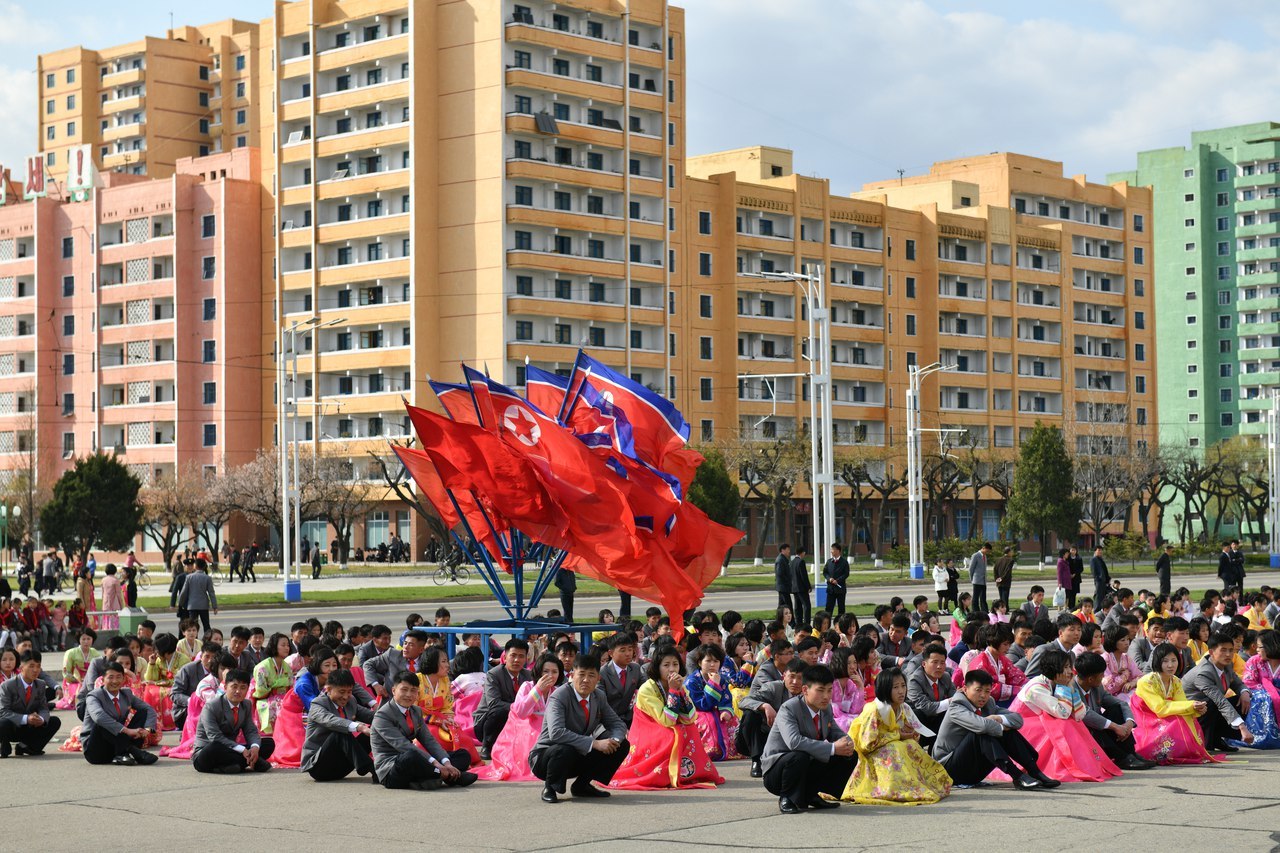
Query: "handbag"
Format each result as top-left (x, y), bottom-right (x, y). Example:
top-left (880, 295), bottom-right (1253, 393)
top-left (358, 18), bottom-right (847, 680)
top-left (1052, 586), bottom-right (1067, 608)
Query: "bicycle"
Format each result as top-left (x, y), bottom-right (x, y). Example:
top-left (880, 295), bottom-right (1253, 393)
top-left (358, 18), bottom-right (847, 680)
top-left (432, 562), bottom-right (470, 586)
top-left (136, 566), bottom-right (152, 591)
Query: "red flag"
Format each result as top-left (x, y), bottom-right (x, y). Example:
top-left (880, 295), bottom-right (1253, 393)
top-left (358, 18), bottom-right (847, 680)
top-left (668, 502), bottom-right (745, 591)
top-left (405, 405), bottom-right (570, 550)
top-left (428, 381), bottom-right (482, 426)
top-left (392, 445), bottom-right (507, 560)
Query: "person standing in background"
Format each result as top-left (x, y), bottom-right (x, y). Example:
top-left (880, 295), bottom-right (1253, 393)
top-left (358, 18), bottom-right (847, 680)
top-left (790, 545), bottom-right (811, 629)
top-left (823, 543), bottom-right (850, 618)
top-left (1155, 544), bottom-right (1174, 597)
top-left (993, 546), bottom-right (1015, 608)
top-left (968, 543), bottom-right (991, 613)
top-left (773, 544), bottom-right (794, 613)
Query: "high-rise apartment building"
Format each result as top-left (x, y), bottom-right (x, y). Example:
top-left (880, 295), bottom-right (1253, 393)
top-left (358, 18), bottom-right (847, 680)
top-left (1110, 122), bottom-right (1280, 450)
top-left (0, 149), bottom-right (261, 511)
top-left (37, 19), bottom-right (262, 179)
top-left (673, 148), bottom-right (1155, 548)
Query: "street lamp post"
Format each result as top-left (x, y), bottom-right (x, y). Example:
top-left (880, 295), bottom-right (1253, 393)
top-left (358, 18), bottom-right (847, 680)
top-left (278, 316), bottom-right (346, 602)
top-left (741, 266), bottom-right (833, 602)
top-left (0, 504), bottom-right (17, 576)
top-left (1269, 392), bottom-right (1280, 567)
top-left (906, 363), bottom-right (959, 581)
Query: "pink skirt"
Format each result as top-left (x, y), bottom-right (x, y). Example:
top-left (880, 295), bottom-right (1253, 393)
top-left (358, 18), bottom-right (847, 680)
top-left (160, 692), bottom-right (209, 760)
top-left (55, 680), bottom-right (80, 711)
top-left (1005, 699), bottom-right (1121, 783)
top-left (269, 691), bottom-right (305, 769)
top-left (475, 715), bottom-right (542, 782)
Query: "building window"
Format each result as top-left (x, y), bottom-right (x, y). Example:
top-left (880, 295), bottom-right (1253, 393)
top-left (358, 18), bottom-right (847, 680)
top-left (62, 276), bottom-right (74, 297)
top-left (1134, 279), bottom-right (1144, 296)
top-left (1220, 364), bottom-right (1233, 378)
top-left (61, 237), bottom-right (73, 258)
top-left (202, 340), bottom-right (216, 363)
top-left (203, 382), bottom-right (217, 404)
top-left (699, 253), bottom-right (711, 276)
top-left (1220, 339), bottom-right (1231, 353)
top-left (1134, 343), bottom-right (1144, 361)
top-left (1218, 315), bottom-right (1231, 330)
top-left (1134, 311), bottom-right (1145, 329)
top-left (202, 298), bottom-right (216, 321)
top-left (63, 315), bottom-right (74, 336)
top-left (202, 257), bottom-right (216, 279)
top-left (63, 354), bottom-right (74, 375)
top-left (201, 214), bottom-right (216, 238)
top-left (699, 337), bottom-right (712, 360)
top-left (700, 377), bottom-right (712, 401)
top-left (63, 433), bottom-right (74, 456)
top-left (1217, 217), bottom-right (1229, 231)
top-left (555, 324), bottom-right (572, 345)
top-left (203, 424), bottom-right (217, 447)
top-left (1186, 315), bottom-right (1197, 325)
top-left (906, 314), bottom-right (916, 336)
top-left (515, 321), bottom-right (532, 341)
top-left (1217, 168), bottom-right (1229, 182)
top-left (699, 294), bottom-right (712, 318)
top-left (698, 211), bottom-right (711, 234)
top-left (235, 54), bottom-right (246, 71)
top-left (515, 275), bottom-right (532, 296)
top-left (906, 277), bottom-right (916, 298)
top-left (1135, 376), bottom-right (1146, 393)
top-left (1221, 413), bottom-right (1234, 427)
top-left (514, 185), bottom-right (532, 206)
top-left (905, 239), bottom-right (916, 261)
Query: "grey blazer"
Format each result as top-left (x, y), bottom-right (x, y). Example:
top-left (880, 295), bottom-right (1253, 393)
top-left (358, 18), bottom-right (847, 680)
top-left (362, 648), bottom-right (429, 694)
top-left (178, 571), bottom-right (217, 611)
top-left (0, 676), bottom-right (51, 724)
top-left (751, 659), bottom-right (783, 687)
top-left (529, 684), bottom-right (627, 766)
top-left (1024, 639), bottom-right (1076, 678)
top-left (355, 640), bottom-right (383, 667)
top-left (933, 694), bottom-right (1022, 765)
top-left (906, 667), bottom-right (955, 720)
top-left (474, 664), bottom-right (533, 728)
top-left (598, 661), bottom-right (642, 724)
top-left (301, 693), bottom-right (375, 772)
top-left (193, 694), bottom-right (262, 755)
top-left (1073, 678), bottom-right (1133, 731)
top-left (1130, 636), bottom-right (1156, 673)
top-left (877, 634), bottom-right (911, 668)
top-left (370, 701), bottom-right (450, 781)
top-left (1182, 657), bottom-right (1245, 726)
top-left (170, 661), bottom-right (211, 709)
top-left (760, 695), bottom-right (844, 774)
top-left (738, 678), bottom-right (796, 714)
top-left (82, 687), bottom-right (156, 741)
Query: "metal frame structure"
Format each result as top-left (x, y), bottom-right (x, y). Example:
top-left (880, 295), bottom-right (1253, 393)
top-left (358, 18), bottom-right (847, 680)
top-left (906, 362), bottom-right (960, 580)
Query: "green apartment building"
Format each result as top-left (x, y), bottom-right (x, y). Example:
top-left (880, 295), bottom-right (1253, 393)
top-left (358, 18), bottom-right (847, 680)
top-left (1111, 122), bottom-right (1280, 538)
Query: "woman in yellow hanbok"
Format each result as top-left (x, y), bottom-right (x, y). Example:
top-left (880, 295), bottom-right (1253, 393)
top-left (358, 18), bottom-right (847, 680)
top-left (841, 668), bottom-right (951, 805)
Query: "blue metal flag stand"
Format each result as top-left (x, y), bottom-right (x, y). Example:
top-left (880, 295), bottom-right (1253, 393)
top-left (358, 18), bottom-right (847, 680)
top-left (427, 486), bottom-right (611, 657)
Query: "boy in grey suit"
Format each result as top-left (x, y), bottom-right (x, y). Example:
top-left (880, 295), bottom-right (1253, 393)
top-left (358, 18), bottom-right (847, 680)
top-left (0, 650), bottom-right (61, 756)
top-left (758, 664), bottom-right (855, 814)
top-left (82, 663), bottom-right (158, 766)
top-left (192, 669), bottom-right (274, 773)
top-left (371, 672), bottom-right (477, 790)
top-left (1183, 633), bottom-right (1253, 751)
top-left (530, 654), bottom-right (629, 803)
top-left (177, 558), bottom-right (218, 632)
top-left (934, 668), bottom-right (1053, 790)
top-left (598, 632), bottom-right (642, 726)
top-left (738, 657), bottom-right (806, 776)
top-left (302, 669), bottom-right (375, 781)
top-left (475, 638), bottom-right (533, 758)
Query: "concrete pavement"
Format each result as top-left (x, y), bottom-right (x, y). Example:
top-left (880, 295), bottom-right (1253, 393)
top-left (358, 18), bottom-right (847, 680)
top-left (140, 568), bottom-right (1280, 638)
top-left (5, 715), bottom-right (1279, 852)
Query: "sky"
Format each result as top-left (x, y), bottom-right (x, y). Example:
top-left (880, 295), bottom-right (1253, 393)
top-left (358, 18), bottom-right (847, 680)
top-left (3, 0), bottom-right (1279, 191)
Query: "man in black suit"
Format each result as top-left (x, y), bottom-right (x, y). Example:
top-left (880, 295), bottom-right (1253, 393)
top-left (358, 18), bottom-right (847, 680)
top-left (554, 567), bottom-right (577, 624)
top-left (774, 544), bottom-right (794, 612)
top-left (791, 545), bottom-right (812, 628)
top-left (823, 543), bottom-right (850, 617)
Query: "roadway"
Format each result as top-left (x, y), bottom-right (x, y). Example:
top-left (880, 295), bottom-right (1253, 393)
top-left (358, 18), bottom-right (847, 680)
top-left (141, 567), bottom-right (1280, 637)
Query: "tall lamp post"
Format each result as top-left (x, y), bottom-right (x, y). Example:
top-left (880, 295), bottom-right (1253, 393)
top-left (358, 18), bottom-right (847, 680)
top-left (0, 504), bottom-right (18, 576)
top-left (278, 316), bottom-right (345, 602)
top-left (1269, 393), bottom-right (1280, 567)
top-left (906, 362), bottom-right (960, 581)
top-left (741, 265), bottom-right (834, 603)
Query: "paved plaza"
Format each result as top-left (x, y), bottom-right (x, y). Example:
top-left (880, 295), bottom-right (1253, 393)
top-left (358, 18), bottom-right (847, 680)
top-left (5, 713), bottom-right (1280, 853)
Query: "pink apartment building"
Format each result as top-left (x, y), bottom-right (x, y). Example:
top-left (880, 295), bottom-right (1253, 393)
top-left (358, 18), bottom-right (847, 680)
top-left (0, 148), bottom-right (262, 555)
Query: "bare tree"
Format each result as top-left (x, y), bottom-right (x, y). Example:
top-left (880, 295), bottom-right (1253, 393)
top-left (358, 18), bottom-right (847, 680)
top-left (140, 468), bottom-right (202, 572)
top-left (0, 402), bottom-right (49, 552)
top-left (722, 435), bottom-right (809, 562)
top-left (1164, 447), bottom-right (1223, 543)
top-left (865, 454), bottom-right (907, 556)
top-left (190, 463), bottom-right (240, 568)
top-left (222, 450), bottom-right (324, 567)
top-left (314, 455), bottom-right (383, 569)
top-left (368, 440), bottom-right (451, 551)
top-left (1074, 448), bottom-right (1129, 542)
top-left (1116, 443), bottom-right (1173, 544)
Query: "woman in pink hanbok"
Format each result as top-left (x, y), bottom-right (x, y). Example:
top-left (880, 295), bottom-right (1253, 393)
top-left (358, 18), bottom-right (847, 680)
top-left (476, 655), bottom-right (562, 781)
top-left (98, 565), bottom-right (123, 631)
top-left (1006, 648), bottom-right (1119, 783)
top-left (1131, 642), bottom-right (1223, 765)
top-left (829, 647), bottom-right (866, 732)
top-left (161, 654), bottom-right (232, 759)
top-left (1101, 625), bottom-right (1141, 704)
top-left (449, 646), bottom-right (487, 739)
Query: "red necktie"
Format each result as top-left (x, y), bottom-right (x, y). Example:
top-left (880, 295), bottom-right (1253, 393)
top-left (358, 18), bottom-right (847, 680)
top-left (620, 668), bottom-right (627, 689)
top-left (813, 713), bottom-right (821, 735)
top-left (408, 659), bottom-right (416, 674)
top-left (338, 706), bottom-right (346, 719)
top-left (24, 683), bottom-right (31, 705)
top-left (113, 696), bottom-right (121, 716)
top-left (513, 674), bottom-right (519, 695)
top-left (1222, 671), bottom-right (1229, 692)
top-left (231, 705), bottom-right (238, 727)
top-left (933, 682), bottom-right (940, 701)
top-left (579, 698), bottom-right (589, 722)
top-left (404, 708), bottom-right (413, 731)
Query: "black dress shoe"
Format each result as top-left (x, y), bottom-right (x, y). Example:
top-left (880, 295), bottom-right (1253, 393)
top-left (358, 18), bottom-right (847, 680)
top-left (1012, 773), bottom-right (1041, 790)
top-left (541, 784), bottom-right (559, 804)
top-left (1218, 743), bottom-right (1240, 753)
top-left (749, 759), bottom-right (763, 778)
top-left (778, 797), bottom-right (802, 814)
top-left (571, 782), bottom-right (611, 798)
top-left (554, 778), bottom-right (567, 795)
top-left (1119, 754), bottom-right (1156, 770)
top-left (1033, 773), bottom-right (1060, 789)
top-left (0, 742), bottom-right (10, 758)
top-left (112, 754), bottom-right (138, 766)
top-left (807, 797), bottom-right (840, 810)
top-left (451, 771), bottom-right (478, 787)
top-left (477, 746), bottom-right (492, 761)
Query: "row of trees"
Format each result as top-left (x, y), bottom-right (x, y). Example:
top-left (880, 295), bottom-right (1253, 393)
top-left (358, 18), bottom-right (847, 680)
top-left (713, 423), bottom-right (1273, 561)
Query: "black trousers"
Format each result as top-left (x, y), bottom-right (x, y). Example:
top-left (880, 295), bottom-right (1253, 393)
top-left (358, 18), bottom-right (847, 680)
top-left (240, 563), bottom-right (257, 583)
top-left (1157, 572), bottom-right (1171, 597)
top-left (190, 609), bottom-right (211, 633)
top-left (83, 729), bottom-right (150, 765)
top-left (997, 584), bottom-right (1012, 609)
top-left (618, 592), bottom-right (632, 621)
top-left (972, 584), bottom-right (988, 613)
top-left (172, 701), bottom-right (190, 731)
top-left (307, 731), bottom-right (373, 781)
top-left (776, 591), bottom-right (792, 611)
top-left (826, 584), bottom-right (847, 617)
top-left (763, 752), bottom-right (856, 804)
top-left (938, 728), bottom-right (1039, 785)
top-left (915, 712), bottom-right (944, 754)
top-left (0, 716), bottom-right (60, 752)
top-left (1066, 587), bottom-right (1078, 610)
top-left (381, 747), bottom-right (471, 789)
top-left (193, 737), bottom-right (275, 773)
top-left (1087, 704), bottom-right (1136, 761)
top-left (559, 592), bottom-right (575, 624)
top-left (792, 592), bottom-right (811, 628)
top-left (475, 707), bottom-right (510, 749)
top-left (1199, 695), bottom-right (1244, 748)
top-left (531, 741), bottom-right (629, 788)
top-left (736, 709), bottom-right (770, 759)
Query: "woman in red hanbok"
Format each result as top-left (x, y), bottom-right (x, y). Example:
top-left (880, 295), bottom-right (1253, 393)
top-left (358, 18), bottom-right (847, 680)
top-left (476, 655), bottom-right (562, 781)
top-left (610, 645), bottom-right (723, 790)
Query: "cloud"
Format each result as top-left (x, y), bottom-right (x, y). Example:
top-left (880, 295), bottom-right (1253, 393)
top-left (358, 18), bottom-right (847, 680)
top-left (683, 0), bottom-right (1280, 192)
